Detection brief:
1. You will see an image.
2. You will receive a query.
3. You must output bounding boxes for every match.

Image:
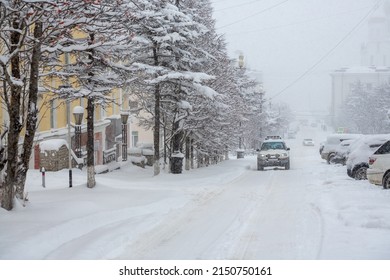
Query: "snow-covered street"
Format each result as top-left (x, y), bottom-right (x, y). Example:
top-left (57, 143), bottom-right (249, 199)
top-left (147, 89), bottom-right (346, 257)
top-left (1, 127), bottom-right (390, 260)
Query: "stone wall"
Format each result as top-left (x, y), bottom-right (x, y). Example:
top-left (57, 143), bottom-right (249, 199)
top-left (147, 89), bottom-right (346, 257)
top-left (39, 144), bottom-right (69, 171)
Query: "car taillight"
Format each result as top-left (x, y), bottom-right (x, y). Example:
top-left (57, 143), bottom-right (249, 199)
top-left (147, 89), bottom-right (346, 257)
top-left (369, 157), bottom-right (376, 165)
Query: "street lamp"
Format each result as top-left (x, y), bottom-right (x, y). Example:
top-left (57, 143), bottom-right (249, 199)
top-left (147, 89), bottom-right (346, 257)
top-left (73, 106), bottom-right (84, 161)
top-left (238, 54), bottom-right (244, 69)
top-left (120, 111), bottom-right (129, 161)
top-left (58, 84), bottom-right (72, 188)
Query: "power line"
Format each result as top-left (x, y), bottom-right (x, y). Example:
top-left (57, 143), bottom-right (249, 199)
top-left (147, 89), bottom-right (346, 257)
top-left (226, 6), bottom-right (371, 36)
top-left (214, 0), bottom-right (266, 13)
top-left (269, 0), bottom-right (383, 101)
top-left (216, 0), bottom-right (290, 30)
top-left (210, 0), bottom-right (230, 4)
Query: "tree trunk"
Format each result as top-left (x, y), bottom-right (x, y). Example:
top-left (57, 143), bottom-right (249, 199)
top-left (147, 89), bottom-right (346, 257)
top-left (16, 21), bottom-right (43, 197)
top-left (86, 32), bottom-right (96, 188)
top-left (163, 118), bottom-right (167, 165)
top-left (1, 18), bottom-right (23, 211)
top-left (190, 139), bottom-right (194, 169)
top-left (171, 120), bottom-right (180, 152)
top-left (87, 97), bottom-right (96, 188)
top-left (225, 145), bottom-right (229, 160)
top-left (153, 44), bottom-right (160, 176)
top-left (170, 118), bottom-right (183, 174)
top-left (185, 136), bottom-right (190, 171)
top-left (153, 83), bottom-right (160, 176)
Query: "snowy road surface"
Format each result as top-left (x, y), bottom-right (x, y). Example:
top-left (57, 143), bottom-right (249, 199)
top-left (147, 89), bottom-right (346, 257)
top-left (1, 127), bottom-right (390, 259)
top-left (120, 165), bottom-right (322, 260)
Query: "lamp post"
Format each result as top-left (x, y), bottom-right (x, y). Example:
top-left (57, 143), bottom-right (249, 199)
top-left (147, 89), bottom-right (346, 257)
top-left (58, 84), bottom-right (72, 188)
top-left (120, 111), bottom-right (129, 161)
top-left (67, 100), bottom-right (72, 188)
top-left (73, 106), bottom-right (84, 164)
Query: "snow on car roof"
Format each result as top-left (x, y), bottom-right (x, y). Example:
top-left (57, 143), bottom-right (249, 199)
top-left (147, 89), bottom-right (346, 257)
top-left (263, 139), bottom-right (286, 143)
top-left (265, 135), bottom-right (282, 140)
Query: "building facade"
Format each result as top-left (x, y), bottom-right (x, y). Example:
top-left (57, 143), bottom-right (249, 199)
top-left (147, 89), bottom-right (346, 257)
top-left (330, 1), bottom-right (390, 127)
top-left (0, 71), bottom-right (153, 171)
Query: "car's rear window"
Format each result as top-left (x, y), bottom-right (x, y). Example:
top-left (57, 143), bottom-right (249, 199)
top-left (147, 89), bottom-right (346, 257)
top-left (375, 140), bottom-right (390, 154)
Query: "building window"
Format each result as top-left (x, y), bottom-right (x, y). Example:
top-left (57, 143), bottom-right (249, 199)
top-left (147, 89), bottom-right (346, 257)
top-left (64, 53), bottom-right (70, 65)
top-left (50, 99), bottom-right (56, 129)
top-left (66, 101), bottom-right (70, 125)
top-left (370, 55), bottom-right (374, 65)
top-left (132, 131), bottom-right (138, 147)
top-left (366, 83), bottom-right (372, 90)
top-left (119, 88), bottom-right (123, 110)
top-left (112, 92), bottom-right (116, 114)
top-left (79, 97), bottom-right (84, 108)
top-left (101, 105), bottom-right (106, 119)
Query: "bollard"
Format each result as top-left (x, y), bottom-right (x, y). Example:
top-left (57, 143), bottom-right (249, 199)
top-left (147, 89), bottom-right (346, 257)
top-left (41, 167), bottom-right (45, 188)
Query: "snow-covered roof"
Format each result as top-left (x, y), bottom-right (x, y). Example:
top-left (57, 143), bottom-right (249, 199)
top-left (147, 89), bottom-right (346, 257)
top-left (39, 139), bottom-right (68, 151)
top-left (331, 66), bottom-right (390, 74)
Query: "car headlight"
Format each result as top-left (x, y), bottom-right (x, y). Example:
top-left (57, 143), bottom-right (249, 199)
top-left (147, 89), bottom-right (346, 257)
top-left (258, 154), bottom-right (266, 158)
top-left (281, 153), bottom-right (288, 157)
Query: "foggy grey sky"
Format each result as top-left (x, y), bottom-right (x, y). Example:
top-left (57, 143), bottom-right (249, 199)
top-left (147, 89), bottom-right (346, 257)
top-left (211, 0), bottom-right (378, 114)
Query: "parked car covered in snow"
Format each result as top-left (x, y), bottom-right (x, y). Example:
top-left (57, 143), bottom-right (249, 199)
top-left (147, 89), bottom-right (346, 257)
top-left (346, 135), bottom-right (389, 180)
top-left (329, 139), bottom-right (357, 165)
top-left (320, 133), bottom-right (361, 164)
top-left (367, 140), bottom-right (390, 188)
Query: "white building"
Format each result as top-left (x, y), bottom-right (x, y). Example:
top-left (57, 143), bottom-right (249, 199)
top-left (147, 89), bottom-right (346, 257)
top-left (330, 1), bottom-right (390, 127)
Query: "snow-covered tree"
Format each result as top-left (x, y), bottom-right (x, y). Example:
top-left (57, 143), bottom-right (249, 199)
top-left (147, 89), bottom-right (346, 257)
top-left (0, 0), bottom-right (134, 209)
top-left (124, 0), bottom-right (268, 171)
top-left (337, 81), bottom-right (390, 134)
top-left (125, 0), bottom-right (216, 175)
top-left (50, 0), bottom-right (134, 188)
top-left (262, 101), bottom-right (292, 137)
top-left (242, 84), bottom-right (266, 149)
top-left (0, 0), bottom-right (83, 210)
top-left (177, 0), bottom-right (264, 163)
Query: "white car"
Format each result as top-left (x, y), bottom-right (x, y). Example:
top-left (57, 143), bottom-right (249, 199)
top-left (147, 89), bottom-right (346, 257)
top-left (257, 139), bottom-right (290, 170)
top-left (367, 140), bottom-right (390, 188)
top-left (302, 138), bottom-right (314, 146)
top-left (346, 135), bottom-right (389, 180)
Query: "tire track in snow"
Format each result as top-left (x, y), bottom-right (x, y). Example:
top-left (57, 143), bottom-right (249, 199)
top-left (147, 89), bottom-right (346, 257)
top-left (310, 203), bottom-right (325, 259)
top-left (117, 169), bottom-right (268, 259)
top-left (231, 168), bottom-right (325, 259)
top-left (1, 199), bottom-right (181, 259)
top-left (228, 170), bottom-right (280, 259)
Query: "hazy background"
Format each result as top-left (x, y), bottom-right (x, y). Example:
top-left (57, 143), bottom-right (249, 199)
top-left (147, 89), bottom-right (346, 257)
top-left (211, 0), bottom-right (377, 115)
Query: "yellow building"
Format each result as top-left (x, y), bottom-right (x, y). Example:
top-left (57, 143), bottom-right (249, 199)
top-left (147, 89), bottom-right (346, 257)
top-left (31, 85), bottom-right (153, 170)
top-left (1, 29), bottom-right (154, 170)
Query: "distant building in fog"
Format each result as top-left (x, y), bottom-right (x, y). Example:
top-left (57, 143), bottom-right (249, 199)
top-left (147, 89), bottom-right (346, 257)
top-left (330, 1), bottom-right (390, 127)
